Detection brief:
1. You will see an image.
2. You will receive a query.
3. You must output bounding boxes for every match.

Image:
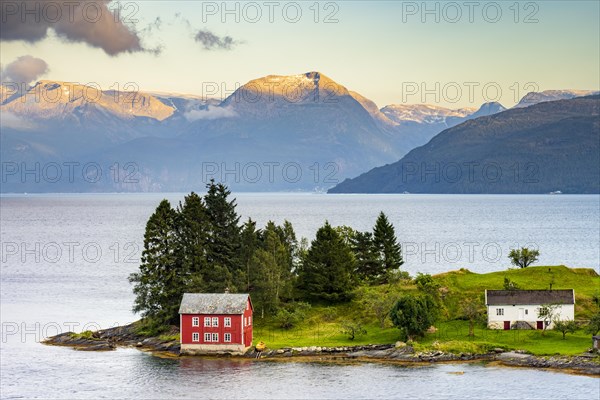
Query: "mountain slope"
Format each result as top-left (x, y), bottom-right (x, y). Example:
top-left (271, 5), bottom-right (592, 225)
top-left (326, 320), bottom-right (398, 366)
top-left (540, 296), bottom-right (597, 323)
top-left (329, 96), bottom-right (600, 194)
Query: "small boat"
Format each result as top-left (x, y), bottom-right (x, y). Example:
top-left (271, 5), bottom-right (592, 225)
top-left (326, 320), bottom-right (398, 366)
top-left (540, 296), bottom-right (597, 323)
top-left (255, 341), bottom-right (266, 352)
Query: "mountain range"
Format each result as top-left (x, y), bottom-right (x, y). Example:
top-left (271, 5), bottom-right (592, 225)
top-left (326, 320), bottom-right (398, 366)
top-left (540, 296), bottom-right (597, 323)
top-left (329, 95), bottom-right (600, 194)
top-left (0, 72), bottom-right (596, 192)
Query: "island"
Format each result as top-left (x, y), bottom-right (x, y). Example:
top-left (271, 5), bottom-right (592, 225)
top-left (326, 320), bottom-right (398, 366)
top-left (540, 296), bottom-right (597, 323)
top-left (44, 183), bottom-right (600, 376)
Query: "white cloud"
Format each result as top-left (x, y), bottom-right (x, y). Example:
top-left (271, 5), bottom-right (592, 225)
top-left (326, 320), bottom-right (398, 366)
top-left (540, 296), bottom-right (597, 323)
top-left (1, 55), bottom-right (49, 85)
top-left (0, 111), bottom-right (38, 131)
top-left (184, 105), bottom-right (237, 121)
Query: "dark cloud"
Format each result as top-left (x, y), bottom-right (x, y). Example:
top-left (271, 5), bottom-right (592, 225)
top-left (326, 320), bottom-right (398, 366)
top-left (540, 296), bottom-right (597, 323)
top-left (1, 55), bottom-right (49, 85)
top-left (0, 1), bottom-right (152, 56)
top-left (194, 30), bottom-right (239, 51)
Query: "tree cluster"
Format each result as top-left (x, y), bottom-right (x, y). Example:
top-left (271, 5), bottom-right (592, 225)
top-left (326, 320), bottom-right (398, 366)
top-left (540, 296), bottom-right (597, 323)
top-left (129, 184), bottom-right (406, 327)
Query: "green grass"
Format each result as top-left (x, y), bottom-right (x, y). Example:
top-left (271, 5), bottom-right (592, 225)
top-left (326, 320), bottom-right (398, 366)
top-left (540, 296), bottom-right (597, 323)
top-left (158, 333), bottom-right (180, 342)
top-left (252, 266), bottom-right (599, 355)
top-left (434, 265), bottom-right (600, 319)
top-left (418, 320), bottom-right (594, 356)
top-left (68, 330), bottom-right (99, 341)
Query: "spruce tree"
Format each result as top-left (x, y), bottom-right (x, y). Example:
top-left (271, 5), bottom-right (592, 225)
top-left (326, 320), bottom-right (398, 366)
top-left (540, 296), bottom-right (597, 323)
top-left (204, 179), bottom-right (242, 291)
top-left (351, 231), bottom-right (382, 282)
top-left (297, 221), bottom-right (355, 302)
top-left (240, 218), bottom-right (261, 292)
top-left (175, 192), bottom-right (209, 293)
top-left (372, 212), bottom-right (403, 281)
top-left (129, 199), bottom-right (182, 325)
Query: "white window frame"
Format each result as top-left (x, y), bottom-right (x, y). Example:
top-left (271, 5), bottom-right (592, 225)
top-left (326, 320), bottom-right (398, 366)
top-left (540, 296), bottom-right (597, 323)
top-left (192, 317), bottom-right (199, 327)
top-left (496, 308), bottom-right (504, 316)
top-left (204, 317), bottom-right (211, 327)
top-left (224, 333), bottom-right (231, 342)
top-left (212, 333), bottom-right (218, 342)
top-left (204, 333), bottom-right (211, 342)
top-left (192, 332), bottom-right (199, 342)
top-left (224, 317), bottom-right (231, 327)
top-left (212, 317), bottom-right (219, 327)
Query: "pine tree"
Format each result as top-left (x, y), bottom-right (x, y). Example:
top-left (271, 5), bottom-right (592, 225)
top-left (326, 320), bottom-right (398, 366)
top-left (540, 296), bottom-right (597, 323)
top-left (175, 192), bottom-right (209, 293)
top-left (129, 199), bottom-right (182, 325)
top-left (351, 231), bottom-right (382, 282)
top-left (240, 218), bottom-right (261, 292)
top-left (373, 212), bottom-right (403, 281)
top-left (297, 221), bottom-right (355, 303)
top-left (204, 179), bottom-right (242, 291)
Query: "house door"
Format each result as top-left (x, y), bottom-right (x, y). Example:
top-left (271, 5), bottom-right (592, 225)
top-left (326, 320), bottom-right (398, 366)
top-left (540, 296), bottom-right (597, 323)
top-left (537, 321), bottom-right (544, 330)
top-left (503, 321), bottom-right (510, 330)
top-left (518, 308), bottom-right (524, 320)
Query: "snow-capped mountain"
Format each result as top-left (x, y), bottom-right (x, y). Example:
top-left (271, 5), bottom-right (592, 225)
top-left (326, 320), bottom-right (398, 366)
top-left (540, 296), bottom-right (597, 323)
top-left (6, 71), bottom-right (587, 192)
top-left (381, 104), bottom-right (476, 125)
top-left (514, 90), bottom-right (599, 108)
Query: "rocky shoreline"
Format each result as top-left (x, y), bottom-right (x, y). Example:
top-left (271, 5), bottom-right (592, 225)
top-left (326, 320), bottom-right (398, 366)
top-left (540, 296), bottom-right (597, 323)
top-left (43, 323), bottom-right (600, 376)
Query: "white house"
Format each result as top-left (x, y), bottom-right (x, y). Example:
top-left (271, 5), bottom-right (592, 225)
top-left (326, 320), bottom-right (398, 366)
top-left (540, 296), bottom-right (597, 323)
top-left (485, 289), bottom-right (575, 330)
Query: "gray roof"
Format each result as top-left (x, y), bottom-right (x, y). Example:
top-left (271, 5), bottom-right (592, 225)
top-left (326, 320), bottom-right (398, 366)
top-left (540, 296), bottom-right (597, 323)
top-left (179, 293), bottom-right (251, 314)
top-left (486, 290), bottom-right (574, 306)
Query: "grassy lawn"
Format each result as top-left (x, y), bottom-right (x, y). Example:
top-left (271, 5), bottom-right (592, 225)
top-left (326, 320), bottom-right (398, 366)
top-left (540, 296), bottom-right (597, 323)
top-left (252, 266), bottom-right (599, 355)
top-left (419, 320), bottom-right (594, 356)
top-left (254, 318), bottom-right (595, 355)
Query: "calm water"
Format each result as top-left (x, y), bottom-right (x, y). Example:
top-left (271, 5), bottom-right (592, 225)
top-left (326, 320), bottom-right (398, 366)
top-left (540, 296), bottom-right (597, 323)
top-left (1, 194), bottom-right (599, 399)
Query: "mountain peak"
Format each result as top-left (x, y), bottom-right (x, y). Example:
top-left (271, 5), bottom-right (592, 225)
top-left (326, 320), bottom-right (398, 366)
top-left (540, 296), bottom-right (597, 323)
top-left (514, 89), bottom-right (599, 108)
top-left (469, 101), bottom-right (506, 118)
top-left (223, 71), bottom-right (349, 109)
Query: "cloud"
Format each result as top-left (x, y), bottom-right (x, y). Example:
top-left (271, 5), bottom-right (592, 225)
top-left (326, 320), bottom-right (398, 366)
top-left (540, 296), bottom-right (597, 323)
top-left (0, 1), bottom-right (154, 56)
top-left (194, 30), bottom-right (240, 50)
top-left (184, 106), bottom-right (237, 121)
top-left (1, 55), bottom-right (49, 85)
top-left (0, 112), bottom-right (39, 131)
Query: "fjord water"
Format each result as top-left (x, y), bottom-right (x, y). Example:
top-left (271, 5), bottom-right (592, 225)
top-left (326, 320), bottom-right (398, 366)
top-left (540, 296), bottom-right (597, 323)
top-left (1, 193), bottom-right (599, 399)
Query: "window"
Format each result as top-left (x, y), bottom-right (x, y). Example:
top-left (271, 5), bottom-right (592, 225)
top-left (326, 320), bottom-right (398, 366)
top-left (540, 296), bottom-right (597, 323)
top-left (204, 333), bottom-right (211, 342)
top-left (496, 308), bottom-right (504, 316)
top-left (249, 316), bottom-right (252, 326)
top-left (525, 309), bottom-right (528, 315)
top-left (224, 317), bottom-right (231, 327)
top-left (244, 317), bottom-right (247, 327)
top-left (212, 333), bottom-right (218, 342)
top-left (212, 317), bottom-right (219, 327)
top-left (204, 317), bottom-right (211, 327)
top-left (224, 333), bottom-right (231, 342)
top-left (192, 317), bottom-right (199, 327)
top-left (192, 332), bottom-right (199, 342)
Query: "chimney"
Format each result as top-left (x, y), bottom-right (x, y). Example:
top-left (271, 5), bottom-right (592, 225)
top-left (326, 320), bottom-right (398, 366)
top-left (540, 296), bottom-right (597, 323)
top-left (224, 287), bottom-right (230, 294)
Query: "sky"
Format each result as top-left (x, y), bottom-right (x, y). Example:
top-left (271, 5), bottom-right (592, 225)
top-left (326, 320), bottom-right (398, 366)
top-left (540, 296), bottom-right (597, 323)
top-left (1, 0), bottom-right (599, 108)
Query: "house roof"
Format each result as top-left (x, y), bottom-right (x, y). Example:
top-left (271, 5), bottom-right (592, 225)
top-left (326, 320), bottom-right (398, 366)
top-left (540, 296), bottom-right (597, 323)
top-left (179, 293), bottom-right (251, 314)
top-left (485, 290), bottom-right (574, 305)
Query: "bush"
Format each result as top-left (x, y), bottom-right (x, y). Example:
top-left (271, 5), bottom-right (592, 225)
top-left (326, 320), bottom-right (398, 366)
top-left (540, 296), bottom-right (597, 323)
top-left (276, 302), bottom-right (311, 329)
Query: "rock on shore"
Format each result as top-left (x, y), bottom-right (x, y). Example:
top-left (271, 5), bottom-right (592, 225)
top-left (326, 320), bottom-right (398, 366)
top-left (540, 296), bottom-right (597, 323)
top-left (43, 323), bottom-right (180, 354)
top-left (43, 324), bottom-right (600, 376)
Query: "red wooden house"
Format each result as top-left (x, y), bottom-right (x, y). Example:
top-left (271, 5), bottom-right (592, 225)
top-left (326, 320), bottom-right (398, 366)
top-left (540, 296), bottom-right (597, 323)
top-left (179, 293), bottom-right (253, 355)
